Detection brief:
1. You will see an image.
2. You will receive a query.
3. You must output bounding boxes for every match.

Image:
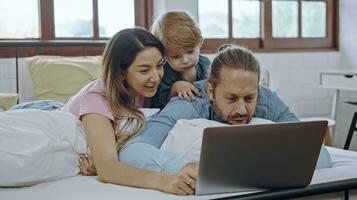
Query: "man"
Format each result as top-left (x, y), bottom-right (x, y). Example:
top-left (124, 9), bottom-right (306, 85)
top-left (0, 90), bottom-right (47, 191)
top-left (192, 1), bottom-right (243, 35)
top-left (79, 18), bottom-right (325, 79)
top-left (119, 45), bottom-right (331, 192)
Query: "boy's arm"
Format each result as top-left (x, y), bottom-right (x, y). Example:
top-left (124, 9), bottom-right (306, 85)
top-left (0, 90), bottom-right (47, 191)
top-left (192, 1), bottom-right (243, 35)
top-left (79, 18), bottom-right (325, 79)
top-left (120, 98), bottom-right (201, 174)
top-left (168, 55), bottom-right (210, 101)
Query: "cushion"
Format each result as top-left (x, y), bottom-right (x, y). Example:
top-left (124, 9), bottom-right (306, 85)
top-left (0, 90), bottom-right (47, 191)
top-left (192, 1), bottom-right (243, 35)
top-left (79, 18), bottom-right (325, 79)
top-left (0, 93), bottom-right (18, 111)
top-left (26, 55), bottom-right (102, 103)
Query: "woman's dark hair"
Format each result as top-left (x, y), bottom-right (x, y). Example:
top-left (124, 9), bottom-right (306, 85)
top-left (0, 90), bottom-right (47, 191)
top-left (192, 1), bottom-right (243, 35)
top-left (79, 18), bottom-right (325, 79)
top-left (101, 27), bottom-right (165, 150)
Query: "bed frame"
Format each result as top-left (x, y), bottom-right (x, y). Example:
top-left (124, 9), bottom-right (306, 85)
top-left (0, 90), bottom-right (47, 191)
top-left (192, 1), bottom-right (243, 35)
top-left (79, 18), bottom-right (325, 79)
top-left (215, 178), bottom-right (357, 200)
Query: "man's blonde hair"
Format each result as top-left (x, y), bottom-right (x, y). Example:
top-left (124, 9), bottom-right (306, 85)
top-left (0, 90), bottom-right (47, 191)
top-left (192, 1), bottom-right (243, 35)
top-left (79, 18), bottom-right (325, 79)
top-left (151, 10), bottom-right (203, 50)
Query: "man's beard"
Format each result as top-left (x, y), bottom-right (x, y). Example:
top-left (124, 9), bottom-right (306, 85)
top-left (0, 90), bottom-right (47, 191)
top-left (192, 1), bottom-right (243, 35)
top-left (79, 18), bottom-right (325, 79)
top-left (212, 101), bottom-right (252, 125)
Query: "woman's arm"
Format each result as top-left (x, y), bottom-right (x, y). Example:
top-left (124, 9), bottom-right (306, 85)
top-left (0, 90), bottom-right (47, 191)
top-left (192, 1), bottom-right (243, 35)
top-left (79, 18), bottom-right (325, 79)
top-left (81, 113), bottom-right (195, 195)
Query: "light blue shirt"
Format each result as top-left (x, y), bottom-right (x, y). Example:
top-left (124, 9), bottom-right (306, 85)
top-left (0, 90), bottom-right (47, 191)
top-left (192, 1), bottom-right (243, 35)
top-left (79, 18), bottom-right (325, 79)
top-left (119, 79), bottom-right (332, 173)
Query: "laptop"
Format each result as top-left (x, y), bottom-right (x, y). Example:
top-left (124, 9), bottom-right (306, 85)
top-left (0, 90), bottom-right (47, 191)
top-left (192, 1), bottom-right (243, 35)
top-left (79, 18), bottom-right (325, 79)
top-left (195, 120), bottom-right (327, 195)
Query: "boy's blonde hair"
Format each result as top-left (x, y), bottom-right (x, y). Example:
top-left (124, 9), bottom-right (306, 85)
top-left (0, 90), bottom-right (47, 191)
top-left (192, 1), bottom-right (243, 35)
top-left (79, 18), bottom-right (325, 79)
top-left (151, 10), bottom-right (203, 50)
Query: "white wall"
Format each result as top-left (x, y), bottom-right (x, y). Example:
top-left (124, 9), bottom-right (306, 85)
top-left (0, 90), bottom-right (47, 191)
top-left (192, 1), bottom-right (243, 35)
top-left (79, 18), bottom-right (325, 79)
top-left (0, 58), bottom-right (36, 103)
top-left (0, 0), bottom-right (356, 149)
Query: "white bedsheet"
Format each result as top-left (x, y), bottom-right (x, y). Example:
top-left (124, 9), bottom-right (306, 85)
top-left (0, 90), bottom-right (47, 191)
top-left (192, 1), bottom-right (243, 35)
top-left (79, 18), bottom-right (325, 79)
top-left (1, 147), bottom-right (357, 200)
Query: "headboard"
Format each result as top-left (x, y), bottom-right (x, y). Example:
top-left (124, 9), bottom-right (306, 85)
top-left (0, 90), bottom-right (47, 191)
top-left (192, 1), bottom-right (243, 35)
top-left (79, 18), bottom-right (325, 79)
top-left (0, 40), bottom-right (107, 103)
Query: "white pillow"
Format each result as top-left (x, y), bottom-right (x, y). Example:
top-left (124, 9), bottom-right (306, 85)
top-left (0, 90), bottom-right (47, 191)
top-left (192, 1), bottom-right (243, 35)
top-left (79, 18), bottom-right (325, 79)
top-left (140, 108), bottom-right (160, 120)
top-left (161, 118), bottom-right (273, 162)
top-left (160, 118), bottom-right (332, 169)
top-left (0, 110), bottom-right (87, 186)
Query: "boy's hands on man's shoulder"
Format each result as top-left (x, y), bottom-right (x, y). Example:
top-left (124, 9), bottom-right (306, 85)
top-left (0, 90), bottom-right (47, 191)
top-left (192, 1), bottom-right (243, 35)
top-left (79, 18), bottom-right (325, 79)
top-left (171, 81), bottom-right (201, 101)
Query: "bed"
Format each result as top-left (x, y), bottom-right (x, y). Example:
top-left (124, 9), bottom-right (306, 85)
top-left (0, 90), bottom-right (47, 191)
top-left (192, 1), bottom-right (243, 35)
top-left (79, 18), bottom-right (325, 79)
top-left (1, 147), bottom-right (357, 200)
top-left (1, 56), bottom-right (357, 199)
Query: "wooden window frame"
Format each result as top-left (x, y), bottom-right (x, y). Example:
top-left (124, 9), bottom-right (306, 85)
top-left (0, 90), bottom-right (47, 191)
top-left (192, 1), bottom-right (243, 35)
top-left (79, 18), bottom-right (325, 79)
top-left (0, 0), bottom-right (338, 57)
top-left (0, 0), bottom-right (153, 57)
top-left (200, 0), bottom-right (339, 53)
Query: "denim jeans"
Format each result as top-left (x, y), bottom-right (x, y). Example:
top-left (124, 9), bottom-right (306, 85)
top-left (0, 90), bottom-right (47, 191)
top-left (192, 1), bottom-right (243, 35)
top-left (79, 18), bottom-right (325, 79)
top-left (9, 100), bottom-right (64, 111)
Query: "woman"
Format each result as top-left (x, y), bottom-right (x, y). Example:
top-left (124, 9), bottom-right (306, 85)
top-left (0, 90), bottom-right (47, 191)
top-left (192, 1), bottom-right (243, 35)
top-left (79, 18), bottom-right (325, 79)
top-left (56, 28), bottom-right (196, 195)
top-left (3, 28), bottom-right (194, 195)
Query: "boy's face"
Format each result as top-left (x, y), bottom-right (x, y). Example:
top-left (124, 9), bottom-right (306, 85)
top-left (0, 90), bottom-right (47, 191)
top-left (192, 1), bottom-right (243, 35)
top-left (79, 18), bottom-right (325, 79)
top-left (166, 46), bottom-right (200, 73)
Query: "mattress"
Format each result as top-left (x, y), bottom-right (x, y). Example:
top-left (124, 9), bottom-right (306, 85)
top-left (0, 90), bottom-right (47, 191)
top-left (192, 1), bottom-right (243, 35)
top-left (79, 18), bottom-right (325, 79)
top-left (0, 147), bottom-right (356, 200)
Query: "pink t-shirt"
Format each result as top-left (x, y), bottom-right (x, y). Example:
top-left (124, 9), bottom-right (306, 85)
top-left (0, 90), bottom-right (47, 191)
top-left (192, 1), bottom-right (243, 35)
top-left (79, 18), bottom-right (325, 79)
top-left (134, 96), bottom-right (151, 109)
top-left (60, 79), bottom-right (114, 121)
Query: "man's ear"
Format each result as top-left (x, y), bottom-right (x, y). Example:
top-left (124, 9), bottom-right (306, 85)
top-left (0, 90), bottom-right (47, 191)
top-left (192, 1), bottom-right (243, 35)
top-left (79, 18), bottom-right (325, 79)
top-left (206, 82), bottom-right (214, 101)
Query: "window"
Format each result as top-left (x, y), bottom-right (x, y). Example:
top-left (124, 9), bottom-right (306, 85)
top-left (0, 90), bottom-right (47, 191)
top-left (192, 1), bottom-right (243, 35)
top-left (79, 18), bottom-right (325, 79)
top-left (199, 0), bottom-right (228, 38)
top-left (52, 0), bottom-right (137, 38)
top-left (98, 0), bottom-right (135, 37)
top-left (0, 0), bottom-right (39, 39)
top-left (54, 0), bottom-right (94, 38)
top-left (301, 1), bottom-right (327, 38)
top-left (0, 0), bottom-right (152, 57)
top-left (272, 0), bottom-right (299, 38)
top-left (198, 0), bottom-right (338, 52)
top-left (232, 0), bottom-right (261, 38)
top-left (0, 0), bottom-right (147, 39)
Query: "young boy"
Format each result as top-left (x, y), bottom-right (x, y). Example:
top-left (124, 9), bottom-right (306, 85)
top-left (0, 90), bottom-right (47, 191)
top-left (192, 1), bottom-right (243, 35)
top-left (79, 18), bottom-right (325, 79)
top-left (150, 10), bottom-right (211, 109)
